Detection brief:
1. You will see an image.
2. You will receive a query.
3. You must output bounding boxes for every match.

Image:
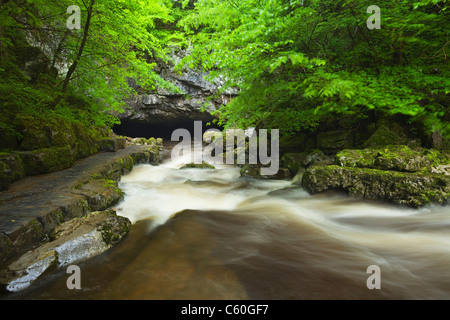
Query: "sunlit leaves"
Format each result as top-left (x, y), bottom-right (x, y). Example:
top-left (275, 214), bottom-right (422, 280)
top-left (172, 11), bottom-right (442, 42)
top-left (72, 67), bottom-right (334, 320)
top-left (179, 0), bottom-right (449, 136)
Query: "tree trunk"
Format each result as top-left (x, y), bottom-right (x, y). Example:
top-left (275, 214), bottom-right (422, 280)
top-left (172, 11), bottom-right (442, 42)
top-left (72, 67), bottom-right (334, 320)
top-left (52, 0), bottom-right (95, 107)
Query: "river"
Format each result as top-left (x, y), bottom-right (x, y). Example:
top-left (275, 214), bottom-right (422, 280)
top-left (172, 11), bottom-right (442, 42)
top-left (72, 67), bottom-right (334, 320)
top-left (7, 142), bottom-right (450, 299)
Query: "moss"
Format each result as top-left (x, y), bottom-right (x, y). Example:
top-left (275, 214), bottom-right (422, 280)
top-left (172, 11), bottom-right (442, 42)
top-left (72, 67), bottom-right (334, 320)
top-left (19, 146), bottom-right (75, 176)
top-left (99, 214), bottom-right (131, 247)
top-left (30, 219), bottom-right (43, 233)
top-left (0, 153), bottom-right (26, 190)
top-left (180, 162), bottom-right (215, 169)
top-left (72, 182), bottom-right (84, 190)
top-left (302, 164), bottom-right (449, 208)
top-left (102, 179), bottom-right (124, 198)
top-left (336, 145), bottom-right (449, 173)
top-left (13, 114), bottom-right (50, 151)
top-left (362, 124), bottom-right (408, 148)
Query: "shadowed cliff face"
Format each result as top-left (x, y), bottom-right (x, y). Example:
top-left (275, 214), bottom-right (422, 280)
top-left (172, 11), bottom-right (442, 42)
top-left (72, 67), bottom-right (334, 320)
top-left (113, 119), bottom-right (223, 140)
top-left (117, 50), bottom-right (238, 132)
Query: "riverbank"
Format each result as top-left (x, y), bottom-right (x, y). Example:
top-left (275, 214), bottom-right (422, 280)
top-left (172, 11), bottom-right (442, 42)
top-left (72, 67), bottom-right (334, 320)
top-left (0, 139), bottom-right (163, 292)
top-left (5, 140), bottom-right (450, 300)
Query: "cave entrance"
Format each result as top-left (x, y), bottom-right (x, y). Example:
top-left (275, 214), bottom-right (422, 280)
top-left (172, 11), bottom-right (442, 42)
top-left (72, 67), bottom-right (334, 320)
top-left (113, 119), bottom-right (223, 140)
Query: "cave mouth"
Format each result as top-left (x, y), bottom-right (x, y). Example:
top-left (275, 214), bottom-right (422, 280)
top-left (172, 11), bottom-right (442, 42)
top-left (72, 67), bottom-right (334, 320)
top-left (113, 119), bottom-right (224, 140)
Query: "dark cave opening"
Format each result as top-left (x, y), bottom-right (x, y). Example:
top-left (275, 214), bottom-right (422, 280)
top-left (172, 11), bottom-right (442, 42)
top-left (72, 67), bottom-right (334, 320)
top-left (113, 119), bottom-right (224, 140)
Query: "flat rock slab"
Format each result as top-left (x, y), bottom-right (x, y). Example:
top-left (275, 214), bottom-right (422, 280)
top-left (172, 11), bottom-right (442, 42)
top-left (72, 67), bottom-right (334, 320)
top-left (0, 144), bottom-right (162, 269)
top-left (0, 210), bottom-right (131, 292)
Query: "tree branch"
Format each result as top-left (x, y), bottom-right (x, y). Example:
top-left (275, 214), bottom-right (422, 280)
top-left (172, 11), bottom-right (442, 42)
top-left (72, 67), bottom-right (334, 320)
top-left (52, 0), bottom-right (95, 107)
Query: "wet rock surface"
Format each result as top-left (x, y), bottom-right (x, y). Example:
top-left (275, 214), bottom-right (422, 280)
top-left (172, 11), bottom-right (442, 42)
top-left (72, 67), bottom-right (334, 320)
top-left (0, 210), bottom-right (131, 292)
top-left (119, 50), bottom-right (238, 127)
top-left (302, 145), bottom-right (450, 207)
top-left (0, 143), bottom-right (163, 276)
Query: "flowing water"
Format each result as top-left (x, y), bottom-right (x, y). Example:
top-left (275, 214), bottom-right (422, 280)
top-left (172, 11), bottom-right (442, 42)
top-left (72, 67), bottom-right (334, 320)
top-left (6, 142), bottom-right (450, 300)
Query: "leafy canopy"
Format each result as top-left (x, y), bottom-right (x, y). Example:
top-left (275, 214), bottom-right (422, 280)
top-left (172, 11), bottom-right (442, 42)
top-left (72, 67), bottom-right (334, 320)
top-left (179, 0), bottom-right (449, 137)
top-left (0, 0), bottom-right (181, 132)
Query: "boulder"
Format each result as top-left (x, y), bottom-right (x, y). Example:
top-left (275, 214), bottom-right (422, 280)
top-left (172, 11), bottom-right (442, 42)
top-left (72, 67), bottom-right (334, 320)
top-left (303, 149), bottom-right (330, 167)
top-left (0, 210), bottom-right (131, 292)
top-left (302, 145), bottom-right (450, 208)
top-left (240, 164), bottom-right (291, 180)
top-left (431, 131), bottom-right (450, 151)
top-left (281, 153), bottom-right (308, 176)
top-left (99, 137), bottom-right (127, 152)
top-left (281, 150), bottom-right (330, 177)
top-left (180, 162), bottom-right (215, 169)
top-left (279, 132), bottom-right (309, 154)
top-left (362, 123), bottom-right (408, 148)
top-left (316, 130), bottom-right (354, 154)
top-left (240, 164), bottom-right (261, 178)
top-left (71, 179), bottom-right (123, 212)
top-left (118, 50), bottom-right (238, 127)
top-left (0, 153), bottom-right (26, 191)
top-left (302, 165), bottom-right (450, 208)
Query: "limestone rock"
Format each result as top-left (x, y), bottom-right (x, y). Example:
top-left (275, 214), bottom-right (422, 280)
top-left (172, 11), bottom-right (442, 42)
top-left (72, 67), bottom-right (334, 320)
top-left (0, 210), bottom-right (131, 292)
top-left (281, 153), bottom-right (308, 176)
top-left (281, 150), bottom-right (330, 178)
top-left (302, 145), bottom-right (450, 208)
top-left (302, 165), bottom-right (450, 208)
top-left (18, 146), bottom-right (75, 176)
top-left (240, 164), bottom-right (291, 180)
top-left (71, 179), bottom-right (123, 212)
top-left (240, 164), bottom-right (261, 178)
top-left (362, 123), bottom-right (408, 148)
top-left (316, 130), bottom-right (354, 154)
top-left (335, 146), bottom-right (449, 172)
top-left (0, 153), bottom-right (25, 191)
top-left (99, 137), bottom-right (127, 152)
top-left (279, 132), bottom-right (309, 154)
top-left (118, 50), bottom-right (238, 127)
top-left (180, 162), bottom-right (215, 169)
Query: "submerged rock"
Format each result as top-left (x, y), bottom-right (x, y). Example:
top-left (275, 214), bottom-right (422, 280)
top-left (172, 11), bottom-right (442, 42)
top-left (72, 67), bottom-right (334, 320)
top-left (240, 164), bottom-right (291, 180)
top-left (316, 130), bottom-right (354, 154)
top-left (180, 162), bottom-right (215, 169)
top-left (281, 150), bottom-right (331, 183)
top-left (0, 153), bottom-right (26, 191)
top-left (0, 210), bottom-right (131, 292)
top-left (302, 165), bottom-right (450, 208)
top-left (71, 179), bottom-right (124, 212)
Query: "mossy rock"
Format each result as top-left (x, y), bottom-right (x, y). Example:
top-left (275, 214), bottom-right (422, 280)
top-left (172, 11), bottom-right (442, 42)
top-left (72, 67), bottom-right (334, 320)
top-left (336, 145), bottom-right (449, 173)
top-left (71, 179), bottom-right (123, 212)
top-left (44, 117), bottom-right (76, 147)
top-left (18, 146), bottom-right (75, 176)
top-left (240, 164), bottom-right (261, 178)
top-left (0, 153), bottom-right (26, 190)
top-left (302, 165), bottom-right (450, 208)
top-left (240, 164), bottom-right (291, 180)
top-left (281, 152), bottom-right (308, 176)
top-left (0, 234), bottom-right (14, 267)
top-left (14, 114), bottom-right (51, 151)
top-left (279, 132), bottom-right (309, 154)
top-left (281, 150), bottom-right (330, 176)
top-left (99, 137), bottom-right (126, 152)
top-left (0, 127), bottom-right (19, 150)
top-left (362, 123), bottom-right (408, 148)
top-left (316, 130), bottom-right (354, 154)
top-left (180, 162), bottom-right (215, 169)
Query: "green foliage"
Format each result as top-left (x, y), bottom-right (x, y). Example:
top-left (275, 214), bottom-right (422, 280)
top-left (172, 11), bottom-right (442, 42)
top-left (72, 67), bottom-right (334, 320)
top-left (180, 0), bottom-right (449, 137)
top-left (0, 0), bottom-right (187, 144)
